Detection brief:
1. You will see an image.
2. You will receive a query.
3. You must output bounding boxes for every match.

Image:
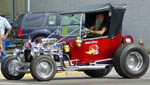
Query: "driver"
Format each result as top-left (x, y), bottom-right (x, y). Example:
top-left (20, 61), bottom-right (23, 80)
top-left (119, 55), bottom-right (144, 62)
top-left (87, 12), bottom-right (109, 37)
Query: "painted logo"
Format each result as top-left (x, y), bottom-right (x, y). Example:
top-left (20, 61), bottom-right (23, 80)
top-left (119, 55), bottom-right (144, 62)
top-left (86, 44), bottom-right (99, 55)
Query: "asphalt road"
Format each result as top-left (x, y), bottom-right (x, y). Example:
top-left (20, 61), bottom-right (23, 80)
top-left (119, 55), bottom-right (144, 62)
top-left (0, 74), bottom-right (150, 85)
top-left (0, 67), bottom-right (150, 85)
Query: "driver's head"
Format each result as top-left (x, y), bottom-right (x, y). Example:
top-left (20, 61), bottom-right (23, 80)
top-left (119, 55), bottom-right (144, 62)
top-left (96, 14), bottom-right (104, 19)
top-left (96, 12), bottom-right (108, 19)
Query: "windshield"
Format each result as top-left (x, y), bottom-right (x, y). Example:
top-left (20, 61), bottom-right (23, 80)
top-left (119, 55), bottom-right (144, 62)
top-left (61, 13), bottom-right (83, 37)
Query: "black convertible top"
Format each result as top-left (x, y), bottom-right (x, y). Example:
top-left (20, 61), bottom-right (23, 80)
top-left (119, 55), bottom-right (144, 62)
top-left (62, 3), bottom-right (127, 38)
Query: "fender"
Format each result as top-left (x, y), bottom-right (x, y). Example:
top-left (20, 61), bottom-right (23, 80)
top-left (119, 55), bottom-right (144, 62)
top-left (30, 29), bottom-right (52, 39)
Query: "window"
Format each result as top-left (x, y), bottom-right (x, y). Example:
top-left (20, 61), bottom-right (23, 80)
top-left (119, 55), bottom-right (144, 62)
top-left (62, 14), bottom-right (81, 25)
top-left (61, 14), bottom-right (82, 37)
top-left (47, 15), bottom-right (57, 26)
top-left (23, 13), bottom-right (44, 27)
top-left (84, 11), bottom-right (111, 38)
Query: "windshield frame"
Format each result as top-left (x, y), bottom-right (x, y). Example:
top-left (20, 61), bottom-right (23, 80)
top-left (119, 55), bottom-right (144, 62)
top-left (60, 13), bottom-right (84, 37)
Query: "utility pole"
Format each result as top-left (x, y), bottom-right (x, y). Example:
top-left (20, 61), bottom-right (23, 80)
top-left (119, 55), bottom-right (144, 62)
top-left (12, 0), bottom-right (15, 22)
top-left (25, 0), bottom-right (30, 12)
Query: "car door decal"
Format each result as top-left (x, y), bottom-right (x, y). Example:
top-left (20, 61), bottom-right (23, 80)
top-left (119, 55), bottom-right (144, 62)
top-left (86, 44), bottom-right (99, 55)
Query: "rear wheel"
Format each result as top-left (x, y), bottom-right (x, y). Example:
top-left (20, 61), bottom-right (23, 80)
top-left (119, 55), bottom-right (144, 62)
top-left (84, 66), bottom-right (112, 77)
top-left (30, 55), bottom-right (56, 81)
top-left (1, 57), bottom-right (25, 80)
top-left (113, 44), bottom-right (149, 78)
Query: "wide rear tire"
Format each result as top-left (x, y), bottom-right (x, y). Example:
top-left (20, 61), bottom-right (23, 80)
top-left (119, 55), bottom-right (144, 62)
top-left (113, 44), bottom-right (149, 78)
top-left (30, 55), bottom-right (56, 81)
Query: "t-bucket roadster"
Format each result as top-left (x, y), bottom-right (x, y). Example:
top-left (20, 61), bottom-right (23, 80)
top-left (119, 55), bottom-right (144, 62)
top-left (1, 4), bottom-right (149, 81)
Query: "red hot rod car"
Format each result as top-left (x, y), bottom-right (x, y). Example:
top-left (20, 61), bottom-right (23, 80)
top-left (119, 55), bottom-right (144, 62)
top-left (1, 4), bottom-right (149, 81)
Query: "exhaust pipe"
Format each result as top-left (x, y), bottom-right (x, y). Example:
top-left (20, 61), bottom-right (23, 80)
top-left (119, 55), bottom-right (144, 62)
top-left (77, 65), bottom-right (106, 70)
top-left (63, 64), bottom-right (110, 71)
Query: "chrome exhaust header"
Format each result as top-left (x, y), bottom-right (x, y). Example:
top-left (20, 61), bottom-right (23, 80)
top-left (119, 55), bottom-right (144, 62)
top-left (60, 64), bottom-right (110, 71)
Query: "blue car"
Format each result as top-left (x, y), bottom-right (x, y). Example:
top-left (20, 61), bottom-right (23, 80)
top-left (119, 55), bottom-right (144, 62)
top-left (10, 12), bottom-right (61, 46)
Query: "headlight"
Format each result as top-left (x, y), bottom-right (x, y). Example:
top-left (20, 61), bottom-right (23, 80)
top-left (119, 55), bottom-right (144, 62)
top-left (31, 47), bottom-right (38, 57)
top-left (13, 48), bottom-right (21, 56)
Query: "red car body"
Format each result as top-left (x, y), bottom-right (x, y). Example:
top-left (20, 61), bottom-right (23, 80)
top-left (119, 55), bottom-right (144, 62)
top-left (68, 33), bottom-right (122, 64)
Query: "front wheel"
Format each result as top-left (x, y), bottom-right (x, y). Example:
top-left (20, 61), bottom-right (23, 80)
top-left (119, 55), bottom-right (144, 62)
top-left (30, 55), bottom-right (56, 81)
top-left (113, 44), bottom-right (149, 78)
top-left (1, 56), bottom-right (25, 80)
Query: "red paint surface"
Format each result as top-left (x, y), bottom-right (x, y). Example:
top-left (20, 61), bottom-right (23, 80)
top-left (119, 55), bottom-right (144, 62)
top-left (68, 33), bottom-right (122, 65)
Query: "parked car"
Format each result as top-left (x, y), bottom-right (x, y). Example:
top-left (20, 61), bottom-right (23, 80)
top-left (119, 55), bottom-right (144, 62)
top-left (1, 4), bottom-right (149, 81)
top-left (10, 12), bottom-right (61, 46)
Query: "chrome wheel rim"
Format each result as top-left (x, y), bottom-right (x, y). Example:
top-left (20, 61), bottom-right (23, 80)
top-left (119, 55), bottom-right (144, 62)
top-left (126, 52), bottom-right (143, 71)
top-left (36, 59), bottom-right (53, 79)
top-left (8, 59), bottom-right (21, 76)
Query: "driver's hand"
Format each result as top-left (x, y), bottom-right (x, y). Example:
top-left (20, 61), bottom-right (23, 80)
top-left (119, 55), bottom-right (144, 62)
top-left (89, 30), bottom-right (94, 33)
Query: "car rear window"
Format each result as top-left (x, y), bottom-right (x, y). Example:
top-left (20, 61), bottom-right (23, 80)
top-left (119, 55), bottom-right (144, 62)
top-left (23, 13), bottom-right (44, 27)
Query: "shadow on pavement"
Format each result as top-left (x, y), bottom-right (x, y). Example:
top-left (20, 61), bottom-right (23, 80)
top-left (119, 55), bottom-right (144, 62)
top-left (12, 76), bottom-right (123, 82)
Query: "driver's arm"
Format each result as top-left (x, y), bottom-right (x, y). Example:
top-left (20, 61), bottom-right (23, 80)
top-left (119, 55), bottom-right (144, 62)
top-left (90, 27), bottom-right (107, 35)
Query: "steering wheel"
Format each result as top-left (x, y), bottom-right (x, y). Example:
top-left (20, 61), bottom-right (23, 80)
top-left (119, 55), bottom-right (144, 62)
top-left (81, 27), bottom-right (90, 38)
